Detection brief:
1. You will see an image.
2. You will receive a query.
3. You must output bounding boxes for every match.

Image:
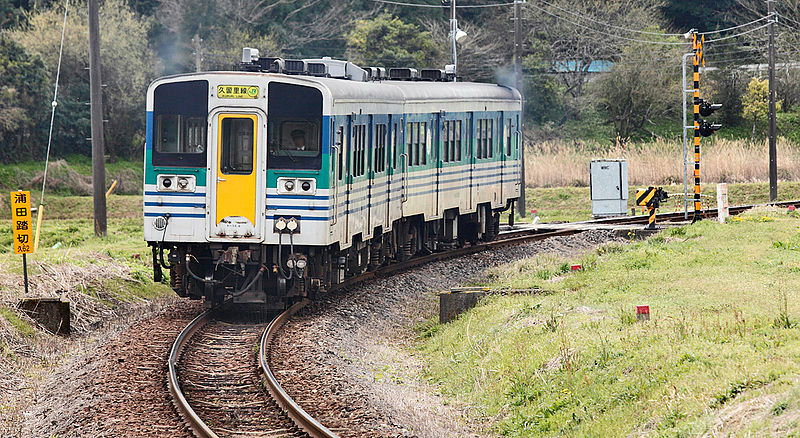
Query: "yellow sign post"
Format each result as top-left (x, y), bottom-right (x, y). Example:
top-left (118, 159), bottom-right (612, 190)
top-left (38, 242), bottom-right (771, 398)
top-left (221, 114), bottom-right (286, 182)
top-left (10, 190), bottom-right (33, 294)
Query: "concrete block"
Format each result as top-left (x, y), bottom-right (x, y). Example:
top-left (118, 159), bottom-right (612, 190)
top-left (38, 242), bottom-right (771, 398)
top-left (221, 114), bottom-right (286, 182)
top-left (18, 298), bottom-right (70, 335)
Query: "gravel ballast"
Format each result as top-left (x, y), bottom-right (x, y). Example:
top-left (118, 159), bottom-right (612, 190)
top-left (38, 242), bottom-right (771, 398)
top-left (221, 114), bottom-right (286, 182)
top-left (271, 230), bottom-right (624, 437)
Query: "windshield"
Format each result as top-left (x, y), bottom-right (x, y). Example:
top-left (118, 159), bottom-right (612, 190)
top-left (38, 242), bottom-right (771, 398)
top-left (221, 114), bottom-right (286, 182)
top-left (267, 82), bottom-right (322, 170)
top-left (152, 80), bottom-right (208, 167)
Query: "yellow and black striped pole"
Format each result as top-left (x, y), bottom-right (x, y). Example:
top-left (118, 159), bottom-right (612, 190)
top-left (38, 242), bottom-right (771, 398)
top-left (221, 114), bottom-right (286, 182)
top-left (636, 186), bottom-right (669, 230)
top-left (636, 187), bottom-right (658, 229)
top-left (692, 33), bottom-right (703, 223)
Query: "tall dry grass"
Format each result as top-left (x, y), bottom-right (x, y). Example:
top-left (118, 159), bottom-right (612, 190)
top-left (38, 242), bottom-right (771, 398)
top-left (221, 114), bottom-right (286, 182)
top-left (525, 138), bottom-right (800, 187)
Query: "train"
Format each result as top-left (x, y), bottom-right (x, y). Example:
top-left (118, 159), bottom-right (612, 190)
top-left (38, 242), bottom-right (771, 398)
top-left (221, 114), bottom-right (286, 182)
top-left (144, 49), bottom-right (523, 308)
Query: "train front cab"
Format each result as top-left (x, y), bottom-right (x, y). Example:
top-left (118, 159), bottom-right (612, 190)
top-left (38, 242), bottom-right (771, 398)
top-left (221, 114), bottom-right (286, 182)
top-left (146, 76), bottom-right (329, 308)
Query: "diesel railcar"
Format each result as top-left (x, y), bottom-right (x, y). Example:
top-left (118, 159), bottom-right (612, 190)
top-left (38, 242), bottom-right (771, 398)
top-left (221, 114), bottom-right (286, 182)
top-left (145, 54), bottom-right (522, 308)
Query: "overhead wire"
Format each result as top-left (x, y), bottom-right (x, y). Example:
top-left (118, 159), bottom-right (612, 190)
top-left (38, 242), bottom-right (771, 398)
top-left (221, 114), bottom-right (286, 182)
top-left (524, 1), bottom-right (687, 45)
top-left (532, 0), bottom-right (684, 36)
top-left (35, 0), bottom-right (70, 252)
top-left (705, 22), bottom-right (773, 42)
top-left (370, 0), bottom-right (514, 8)
top-left (699, 14), bottom-right (775, 35)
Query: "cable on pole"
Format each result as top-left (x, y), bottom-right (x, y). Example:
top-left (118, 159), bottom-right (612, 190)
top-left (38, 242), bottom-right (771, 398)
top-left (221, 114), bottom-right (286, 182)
top-left (699, 14), bottom-right (775, 35)
top-left (40, 0), bottom-right (70, 208)
top-left (705, 22), bottom-right (773, 42)
top-left (525, 2), bottom-right (686, 45)
top-left (532, 0), bottom-right (684, 36)
top-left (370, 0), bottom-right (514, 8)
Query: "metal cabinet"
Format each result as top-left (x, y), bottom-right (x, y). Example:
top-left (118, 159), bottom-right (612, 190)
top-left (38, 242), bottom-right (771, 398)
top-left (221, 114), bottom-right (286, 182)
top-left (590, 159), bottom-right (628, 217)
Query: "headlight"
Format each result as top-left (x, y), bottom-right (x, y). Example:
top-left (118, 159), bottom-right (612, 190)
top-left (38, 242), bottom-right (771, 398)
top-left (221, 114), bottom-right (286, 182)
top-left (177, 177), bottom-right (189, 189)
top-left (301, 181), bottom-right (311, 191)
top-left (162, 177), bottom-right (172, 188)
top-left (275, 218), bottom-right (287, 230)
top-left (286, 218), bottom-right (298, 232)
top-left (284, 180), bottom-right (295, 191)
top-left (296, 259), bottom-right (307, 269)
top-left (286, 259), bottom-right (295, 268)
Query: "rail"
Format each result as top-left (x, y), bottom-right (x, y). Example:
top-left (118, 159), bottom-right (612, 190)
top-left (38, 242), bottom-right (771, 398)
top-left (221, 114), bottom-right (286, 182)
top-left (167, 310), bottom-right (218, 438)
top-left (259, 300), bottom-right (340, 438)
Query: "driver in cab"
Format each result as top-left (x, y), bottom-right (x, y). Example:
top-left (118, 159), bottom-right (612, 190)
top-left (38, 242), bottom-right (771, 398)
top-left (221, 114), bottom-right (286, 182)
top-left (290, 129), bottom-right (306, 150)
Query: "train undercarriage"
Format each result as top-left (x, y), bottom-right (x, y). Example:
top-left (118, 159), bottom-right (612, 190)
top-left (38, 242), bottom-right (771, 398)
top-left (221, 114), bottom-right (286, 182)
top-left (151, 203), bottom-right (509, 309)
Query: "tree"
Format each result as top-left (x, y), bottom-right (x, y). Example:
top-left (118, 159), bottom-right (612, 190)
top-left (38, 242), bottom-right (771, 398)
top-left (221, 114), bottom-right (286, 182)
top-left (346, 14), bottom-right (441, 69)
top-left (522, 0), bottom-right (667, 120)
top-left (0, 35), bottom-right (50, 163)
top-left (590, 39), bottom-right (682, 140)
top-left (9, 0), bottom-right (159, 159)
top-left (742, 77), bottom-right (781, 143)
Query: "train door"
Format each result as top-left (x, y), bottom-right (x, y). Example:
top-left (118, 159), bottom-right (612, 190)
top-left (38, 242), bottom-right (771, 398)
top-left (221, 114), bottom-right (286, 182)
top-left (468, 112), bottom-right (475, 211)
top-left (400, 118), bottom-right (408, 217)
top-left (344, 115), bottom-right (353, 245)
top-left (208, 111), bottom-right (265, 241)
top-left (385, 116), bottom-right (396, 228)
top-left (432, 112), bottom-right (441, 218)
top-left (331, 119), bottom-right (347, 242)
top-left (366, 115), bottom-right (374, 234)
top-left (499, 112), bottom-right (505, 204)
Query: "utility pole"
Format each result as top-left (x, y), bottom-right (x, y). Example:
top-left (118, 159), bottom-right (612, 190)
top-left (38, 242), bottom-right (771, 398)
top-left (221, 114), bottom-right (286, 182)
top-left (192, 34), bottom-right (203, 73)
top-left (768, 0), bottom-right (777, 202)
top-left (514, 0), bottom-right (526, 218)
top-left (88, 0), bottom-right (107, 236)
top-left (450, 0), bottom-right (457, 80)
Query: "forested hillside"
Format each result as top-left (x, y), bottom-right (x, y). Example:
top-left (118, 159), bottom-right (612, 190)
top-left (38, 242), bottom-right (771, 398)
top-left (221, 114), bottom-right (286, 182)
top-left (0, 0), bottom-right (797, 163)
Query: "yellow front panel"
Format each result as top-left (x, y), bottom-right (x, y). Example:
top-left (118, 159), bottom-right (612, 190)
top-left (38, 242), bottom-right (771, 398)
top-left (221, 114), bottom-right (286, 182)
top-left (216, 114), bottom-right (257, 225)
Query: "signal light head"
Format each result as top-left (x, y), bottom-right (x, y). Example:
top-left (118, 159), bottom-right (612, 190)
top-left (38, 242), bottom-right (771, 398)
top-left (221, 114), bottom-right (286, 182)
top-left (699, 121), bottom-right (722, 137)
top-left (698, 100), bottom-right (723, 117)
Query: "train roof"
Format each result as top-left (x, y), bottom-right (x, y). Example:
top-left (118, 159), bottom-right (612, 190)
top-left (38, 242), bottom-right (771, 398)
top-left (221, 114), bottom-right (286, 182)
top-left (148, 71), bottom-right (521, 106)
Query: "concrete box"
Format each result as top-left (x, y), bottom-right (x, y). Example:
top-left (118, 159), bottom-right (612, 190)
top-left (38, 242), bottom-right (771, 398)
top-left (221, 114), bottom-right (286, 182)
top-left (590, 159), bottom-right (628, 217)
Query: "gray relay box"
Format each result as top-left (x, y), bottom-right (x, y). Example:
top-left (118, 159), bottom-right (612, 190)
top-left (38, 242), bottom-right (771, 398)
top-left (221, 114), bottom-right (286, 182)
top-left (590, 159), bottom-right (628, 217)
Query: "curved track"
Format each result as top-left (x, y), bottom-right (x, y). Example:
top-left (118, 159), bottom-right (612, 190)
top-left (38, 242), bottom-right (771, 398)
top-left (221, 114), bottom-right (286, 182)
top-left (168, 200), bottom-right (800, 437)
top-left (169, 304), bottom-right (337, 438)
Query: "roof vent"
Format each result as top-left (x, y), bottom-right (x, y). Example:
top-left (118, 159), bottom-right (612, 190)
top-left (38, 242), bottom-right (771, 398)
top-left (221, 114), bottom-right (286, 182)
top-left (307, 62), bottom-right (328, 77)
top-left (420, 69), bottom-right (446, 81)
top-left (258, 57), bottom-right (284, 73)
top-left (366, 67), bottom-right (387, 80)
top-left (284, 59), bottom-right (307, 74)
top-left (302, 58), bottom-right (368, 81)
top-left (389, 68), bottom-right (418, 80)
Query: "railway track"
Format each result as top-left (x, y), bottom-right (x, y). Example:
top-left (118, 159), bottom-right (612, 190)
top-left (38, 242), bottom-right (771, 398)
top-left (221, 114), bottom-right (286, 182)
top-left (168, 305), bottom-right (338, 438)
top-left (168, 199), bottom-right (800, 437)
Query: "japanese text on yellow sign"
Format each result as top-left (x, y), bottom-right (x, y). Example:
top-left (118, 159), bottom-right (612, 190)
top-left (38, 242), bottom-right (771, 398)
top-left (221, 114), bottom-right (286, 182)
top-left (10, 191), bottom-right (33, 254)
top-left (217, 85), bottom-right (259, 99)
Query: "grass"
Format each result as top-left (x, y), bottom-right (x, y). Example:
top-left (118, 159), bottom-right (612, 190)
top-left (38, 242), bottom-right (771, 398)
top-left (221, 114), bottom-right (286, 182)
top-left (505, 182), bottom-right (800, 223)
top-left (524, 137), bottom-right (800, 189)
top-left (0, 156), bottom-right (142, 197)
top-left (0, 307), bottom-right (35, 338)
top-left (418, 207), bottom-right (800, 436)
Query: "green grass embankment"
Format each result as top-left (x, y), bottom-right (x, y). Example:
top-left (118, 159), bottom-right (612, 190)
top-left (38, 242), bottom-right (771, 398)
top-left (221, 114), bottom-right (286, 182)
top-left (419, 207), bottom-right (800, 436)
top-left (506, 182), bottom-right (800, 223)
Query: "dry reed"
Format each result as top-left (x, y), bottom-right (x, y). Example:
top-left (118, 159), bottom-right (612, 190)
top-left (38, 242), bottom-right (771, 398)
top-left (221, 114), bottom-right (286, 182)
top-left (525, 138), bottom-right (800, 187)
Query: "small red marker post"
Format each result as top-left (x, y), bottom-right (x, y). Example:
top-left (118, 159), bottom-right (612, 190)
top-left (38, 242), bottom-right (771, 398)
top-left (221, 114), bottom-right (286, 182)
top-left (788, 205), bottom-right (796, 212)
top-left (570, 264), bottom-right (582, 271)
top-left (636, 305), bottom-right (650, 321)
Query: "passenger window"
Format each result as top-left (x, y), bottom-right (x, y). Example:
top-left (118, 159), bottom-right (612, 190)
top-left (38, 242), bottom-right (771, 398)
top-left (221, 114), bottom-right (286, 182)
top-left (456, 120), bottom-right (462, 161)
top-left (156, 115), bottom-right (206, 154)
top-left (421, 122), bottom-right (427, 165)
top-left (220, 117), bottom-right (254, 174)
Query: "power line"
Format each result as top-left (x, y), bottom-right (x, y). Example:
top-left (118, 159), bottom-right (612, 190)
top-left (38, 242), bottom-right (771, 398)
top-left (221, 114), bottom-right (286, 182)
top-left (525, 2), bottom-right (686, 45)
top-left (699, 14), bottom-right (775, 35)
top-left (532, 0), bottom-right (683, 36)
top-left (370, 0), bottom-right (514, 8)
top-left (705, 22), bottom-right (773, 42)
